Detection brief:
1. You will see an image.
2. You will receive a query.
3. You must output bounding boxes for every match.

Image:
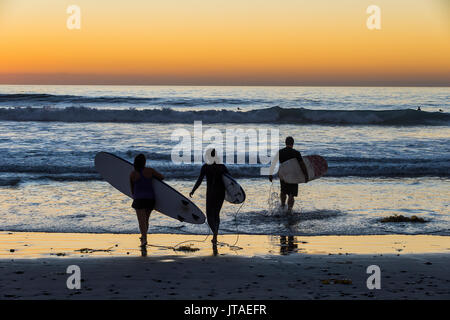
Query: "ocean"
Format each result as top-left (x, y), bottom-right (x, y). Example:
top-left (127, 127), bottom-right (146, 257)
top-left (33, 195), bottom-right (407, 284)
top-left (0, 85), bottom-right (448, 236)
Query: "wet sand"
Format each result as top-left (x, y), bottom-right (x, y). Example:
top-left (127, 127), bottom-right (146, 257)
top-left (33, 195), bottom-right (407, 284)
top-left (1, 232), bottom-right (449, 299)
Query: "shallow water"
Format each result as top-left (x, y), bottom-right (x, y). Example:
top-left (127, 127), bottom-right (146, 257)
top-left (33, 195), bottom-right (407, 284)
top-left (0, 177), bottom-right (448, 236)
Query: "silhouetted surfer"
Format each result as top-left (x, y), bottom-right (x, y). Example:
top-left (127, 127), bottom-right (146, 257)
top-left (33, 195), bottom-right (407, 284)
top-left (130, 154), bottom-right (164, 247)
top-left (269, 137), bottom-right (309, 213)
top-left (190, 149), bottom-right (229, 244)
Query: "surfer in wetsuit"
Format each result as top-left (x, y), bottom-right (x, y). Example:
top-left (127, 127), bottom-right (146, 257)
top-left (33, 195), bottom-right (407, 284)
top-left (269, 136), bottom-right (309, 213)
top-left (190, 148), bottom-right (229, 244)
top-left (130, 153), bottom-right (164, 247)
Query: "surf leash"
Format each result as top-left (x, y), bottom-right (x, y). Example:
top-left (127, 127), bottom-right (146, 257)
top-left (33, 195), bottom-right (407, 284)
top-left (216, 201), bottom-right (245, 250)
top-left (146, 225), bottom-right (211, 252)
top-left (148, 189), bottom-right (246, 252)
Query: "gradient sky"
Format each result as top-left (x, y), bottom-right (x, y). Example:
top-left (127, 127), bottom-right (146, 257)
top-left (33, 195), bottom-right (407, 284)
top-left (0, 0), bottom-right (449, 86)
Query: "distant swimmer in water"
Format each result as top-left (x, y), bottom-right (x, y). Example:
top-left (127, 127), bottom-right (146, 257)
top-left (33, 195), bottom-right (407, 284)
top-left (417, 106), bottom-right (422, 111)
top-left (190, 148), bottom-right (229, 244)
top-left (269, 136), bottom-right (309, 213)
top-left (130, 153), bottom-right (164, 247)
top-left (439, 109), bottom-right (443, 112)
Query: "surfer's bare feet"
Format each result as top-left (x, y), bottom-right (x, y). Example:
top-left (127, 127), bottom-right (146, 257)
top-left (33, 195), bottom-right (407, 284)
top-left (140, 246), bottom-right (147, 257)
top-left (212, 241), bottom-right (218, 256)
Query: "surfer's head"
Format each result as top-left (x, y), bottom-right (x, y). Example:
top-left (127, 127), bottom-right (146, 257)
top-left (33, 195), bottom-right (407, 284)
top-left (134, 153), bottom-right (146, 171)
top-left (285, 136), bottom-right (294, 147)
top-left (205, 148), bottom-right (220, 164)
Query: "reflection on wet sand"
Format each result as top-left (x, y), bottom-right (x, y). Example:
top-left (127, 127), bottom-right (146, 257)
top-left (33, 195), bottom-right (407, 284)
top-left (279, 236), bottom-right (298, 255)
top-left (1, 232), bottom-right (449, 259)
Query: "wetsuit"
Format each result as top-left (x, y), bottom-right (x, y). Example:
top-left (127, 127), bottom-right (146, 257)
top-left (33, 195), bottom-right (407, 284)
top-left (278, 147), bottom-right (309, 197)
top-left (191, 163), bottom-right (228, 234)
top-left (131, 169), bottom-right (155, 210)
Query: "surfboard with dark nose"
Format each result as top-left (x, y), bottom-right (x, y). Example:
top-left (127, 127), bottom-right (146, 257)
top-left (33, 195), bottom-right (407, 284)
top-left (278, 155), bottom-right (328, 184)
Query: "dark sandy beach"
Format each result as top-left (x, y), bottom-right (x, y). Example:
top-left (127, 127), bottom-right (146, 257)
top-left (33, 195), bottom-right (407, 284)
top-left (1, 232), bottom-right (449, 299)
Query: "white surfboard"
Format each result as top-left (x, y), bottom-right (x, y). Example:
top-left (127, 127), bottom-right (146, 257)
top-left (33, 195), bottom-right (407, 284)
top-left (278, 155), bottom-right (328, 184)
top-left (223, 173), bottom-right (246, 204)
top-left (95, 152), bottom-right (205, 224)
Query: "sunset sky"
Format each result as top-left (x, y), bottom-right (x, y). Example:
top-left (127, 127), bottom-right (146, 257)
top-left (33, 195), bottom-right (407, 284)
top-left (0, 0), bottom-right (449, 86)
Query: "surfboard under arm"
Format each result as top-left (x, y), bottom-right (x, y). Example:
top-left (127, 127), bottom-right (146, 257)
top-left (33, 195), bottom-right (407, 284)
top-left (94, 152), bottom-right (205, 224)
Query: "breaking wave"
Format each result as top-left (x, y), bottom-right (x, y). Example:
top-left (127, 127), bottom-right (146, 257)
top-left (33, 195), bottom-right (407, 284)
top-left (0, 93), bottom-right (263, 106)
top-left (0, 106), bottom-right (448, 125)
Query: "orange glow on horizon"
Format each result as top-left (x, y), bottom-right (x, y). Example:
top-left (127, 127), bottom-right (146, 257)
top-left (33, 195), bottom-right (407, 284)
top-left (0, 0), bottom-right (449, 85)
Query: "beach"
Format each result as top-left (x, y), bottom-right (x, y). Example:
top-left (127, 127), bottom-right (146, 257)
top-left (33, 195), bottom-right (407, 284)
top-left (1, 232), bottom-right (449, 300)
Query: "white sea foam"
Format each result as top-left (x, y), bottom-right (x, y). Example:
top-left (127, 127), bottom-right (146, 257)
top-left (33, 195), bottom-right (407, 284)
top-left (0, 106), bottom-right (448, 125)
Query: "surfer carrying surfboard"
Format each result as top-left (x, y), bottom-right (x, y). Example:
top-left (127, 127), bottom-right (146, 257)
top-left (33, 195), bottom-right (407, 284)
top-left (130, 154), bottom-right (164, 247)
top-left (268, 137), bottom-right (310, 213)
top-left (190, 148), bottom-right (229, 244)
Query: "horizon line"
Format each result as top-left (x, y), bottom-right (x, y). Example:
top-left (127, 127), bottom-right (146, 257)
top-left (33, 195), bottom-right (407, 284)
top-left (0, 73), bottom-right (449, 87)
top-left (1, 83), bottom-right (449, 88)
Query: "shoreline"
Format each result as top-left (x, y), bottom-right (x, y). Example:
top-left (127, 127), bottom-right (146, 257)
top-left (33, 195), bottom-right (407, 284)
top-left (1, 232), bottom-right (449, 299)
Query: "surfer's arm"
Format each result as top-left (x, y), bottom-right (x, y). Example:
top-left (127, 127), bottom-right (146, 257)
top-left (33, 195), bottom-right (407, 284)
top-left (268, 151), bottom-right (280, 182)
top-left (190, 165), bottom-right (206, 196)
top-left (296, 154), bottom-right (310, 182)
top-left (150, 168), bottom-right (164, 180)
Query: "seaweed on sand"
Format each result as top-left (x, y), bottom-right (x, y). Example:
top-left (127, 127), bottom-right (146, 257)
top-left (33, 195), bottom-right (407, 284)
top-left (380, 215), bottom-right (427, 223)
